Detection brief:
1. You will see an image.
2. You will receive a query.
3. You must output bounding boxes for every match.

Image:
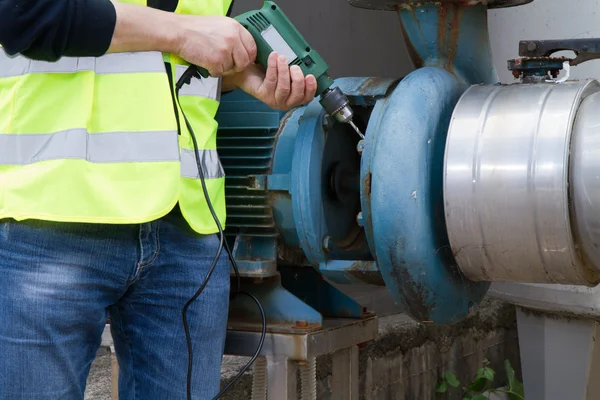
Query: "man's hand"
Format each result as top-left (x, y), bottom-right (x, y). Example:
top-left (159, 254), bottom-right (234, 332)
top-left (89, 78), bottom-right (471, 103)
top-left (106, 2), bottom-right (315, 110)
top-left (226, 51), bottom-right (318, 111)
top-left (176, 16), bottom-right (257, 77)
top-left (108, 2), bottom-right (257, 77)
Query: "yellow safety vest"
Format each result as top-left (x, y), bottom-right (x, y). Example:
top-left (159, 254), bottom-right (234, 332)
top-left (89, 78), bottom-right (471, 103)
top-left (0, 0), bottom-right (231, 234)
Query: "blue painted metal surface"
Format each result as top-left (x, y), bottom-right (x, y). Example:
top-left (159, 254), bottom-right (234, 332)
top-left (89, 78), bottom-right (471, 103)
top-left (399, 3), bottom-right (498, 86)
top-left (229, 275), bottom-right (323, 326)
top-left (291, 78), bottom-right (395, 267)
top-left (280, 267), bottom-right (369, 319)
top-left (216, 90), bottom-right (287, 277)
top-left (360, 67), bottom-right (490, 325)
top-left (318, 260), bottom-right (385, 286)
top-left (216, 78), bottom-right (389, 280)
top-left (357, 2), bottom-right (497, 325)
top-left (219, 0), bottom-right (501, 327)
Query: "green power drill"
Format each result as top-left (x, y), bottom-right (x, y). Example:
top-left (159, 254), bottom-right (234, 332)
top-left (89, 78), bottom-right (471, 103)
top-left (194, 1), bottom-right (364, 138)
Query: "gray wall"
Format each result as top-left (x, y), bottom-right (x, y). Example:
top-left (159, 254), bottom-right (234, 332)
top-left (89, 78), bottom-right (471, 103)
top-left (489, 0), bottom-right (600, 82)
top-left (231, 0), bottom-right (414, 78)
top-left (233, 1), bottom-right (600, 82)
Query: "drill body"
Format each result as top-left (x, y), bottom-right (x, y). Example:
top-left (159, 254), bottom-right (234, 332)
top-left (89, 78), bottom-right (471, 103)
top-left (235, 1), bottom-right (334, 97)
top-left (196, 1), bottom-right (362, 137)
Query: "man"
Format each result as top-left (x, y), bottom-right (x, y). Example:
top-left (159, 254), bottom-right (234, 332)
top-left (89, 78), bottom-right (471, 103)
top-left (0, 0), bottom-right (317, 399)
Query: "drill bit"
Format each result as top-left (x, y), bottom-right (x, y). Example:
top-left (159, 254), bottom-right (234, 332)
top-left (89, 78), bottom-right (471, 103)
top-left (348, 120), bottom-right (365, 139)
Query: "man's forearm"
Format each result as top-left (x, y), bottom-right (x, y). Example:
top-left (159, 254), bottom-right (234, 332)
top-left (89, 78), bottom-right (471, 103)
top-left (0, 0), bottom-right (255, 77)
top-left (107, 1), bottom-right (182, 55)
top-left (0, 0), bottom-right (118, 61)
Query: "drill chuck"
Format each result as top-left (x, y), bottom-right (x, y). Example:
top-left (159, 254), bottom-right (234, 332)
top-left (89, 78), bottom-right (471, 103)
top-left (319, 87), bottom-right (364, 139)
top-left (319, 87), bottom-right (353, 124)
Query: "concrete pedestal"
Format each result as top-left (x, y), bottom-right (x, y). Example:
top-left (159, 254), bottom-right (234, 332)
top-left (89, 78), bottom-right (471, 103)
top-left (517, 307), bottom-right (600, 400)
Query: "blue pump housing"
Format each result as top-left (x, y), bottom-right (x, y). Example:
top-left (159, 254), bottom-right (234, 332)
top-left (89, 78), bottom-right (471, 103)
top-left (216, 1), bottom-right (502, 328)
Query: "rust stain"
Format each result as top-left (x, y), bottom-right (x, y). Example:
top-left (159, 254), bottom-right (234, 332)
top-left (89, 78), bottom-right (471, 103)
top-left (399, 13), bottom-right (424, 69)
top-left (357, 77), bottom-right (395, 93)
top-left (363, 173), bottom-right (372, 197)
top-left (349, 261), bottom-right (377, 272)
top-left (348, 261), bottom-right (386, 286)
top-left (437, 3), bottom-right (463, 73)
top-left (348, 270), bottom-right (386, 286)
top-left (437, 4), bottom-right (449, 46)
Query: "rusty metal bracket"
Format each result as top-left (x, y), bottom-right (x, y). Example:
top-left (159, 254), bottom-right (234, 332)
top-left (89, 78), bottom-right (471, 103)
top-left (509, 38), bottom-right (600, 82)
top-left (518, 39), bottom-right (600, 66)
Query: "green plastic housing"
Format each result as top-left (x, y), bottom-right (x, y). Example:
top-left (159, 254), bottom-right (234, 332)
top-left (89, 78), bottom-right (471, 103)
top-left (235, 1), bottom-right (334, 96)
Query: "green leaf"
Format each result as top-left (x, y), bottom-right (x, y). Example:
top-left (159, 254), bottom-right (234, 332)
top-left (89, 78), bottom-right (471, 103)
top-left (466, 376), bottom-right (489, 392)
top-left (436, 381), bottom-right (447, 393)
top-left (482, 367), bottom-right (495, 382)
top-left (474, 367), bottom-right (486, 380)
top-left (472, 395), bottom-right (489, 400)
top-left (463, 397), bottom-right (472, 400)
top-left (445, 371), bottom-right (460, 388)
top-left (505, 360), bottom-right (525, 399)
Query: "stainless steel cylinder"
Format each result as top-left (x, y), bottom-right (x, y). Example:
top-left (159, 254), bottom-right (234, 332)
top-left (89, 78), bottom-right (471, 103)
top-left (571, 90), bottom-right (600, 284)
top-left (444, 80), bottom-right (600, 285)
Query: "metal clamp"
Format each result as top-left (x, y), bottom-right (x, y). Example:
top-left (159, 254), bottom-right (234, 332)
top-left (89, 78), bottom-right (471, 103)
top-left (508, 38), bottom-right (600, 82)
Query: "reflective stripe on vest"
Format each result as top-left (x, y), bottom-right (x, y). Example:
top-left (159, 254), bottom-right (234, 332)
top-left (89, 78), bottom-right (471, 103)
top-left (175, 65), bottom-right (222, 101)
top-left (180, 148), bottom-right (225, 179)
top-left (0, 0), bottom-right (232, 233)
top-left (0, 130), bottom-right (224, 179)
top-left (0, 50), bottom-right (165, 77)
top-left (0, 129), bottom-right (178, 164)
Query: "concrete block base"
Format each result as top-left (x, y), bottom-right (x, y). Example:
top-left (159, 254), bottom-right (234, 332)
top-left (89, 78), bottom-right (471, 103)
top-left (218, 299), bottom-right (520, 400)
top-left (85, 299), bottom-right (520, 400)
top-left (517, 307), bottom-right (600, 400)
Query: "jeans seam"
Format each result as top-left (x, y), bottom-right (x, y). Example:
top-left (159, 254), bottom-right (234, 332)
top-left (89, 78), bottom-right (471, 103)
top-left (136, 224), bottom-right (144, 275)
top-left (137, 221), bottom-right (161, 273)
top-left (112, 306), bottom-right (138, 400)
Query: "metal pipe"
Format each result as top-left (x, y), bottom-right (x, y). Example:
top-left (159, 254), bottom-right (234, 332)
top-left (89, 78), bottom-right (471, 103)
top-left (398, 3), bottom-right (498, 86)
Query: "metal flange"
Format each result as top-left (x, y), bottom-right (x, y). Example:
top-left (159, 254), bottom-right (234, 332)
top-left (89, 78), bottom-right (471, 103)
top-left (348, 0), bottom-right (533, 11)
top-left (360, 67), bottom-right (489, 325)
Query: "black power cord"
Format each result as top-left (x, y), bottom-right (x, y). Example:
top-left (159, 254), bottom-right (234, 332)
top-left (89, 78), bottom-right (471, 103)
top-left (176, 67), bottom-right (267, 400)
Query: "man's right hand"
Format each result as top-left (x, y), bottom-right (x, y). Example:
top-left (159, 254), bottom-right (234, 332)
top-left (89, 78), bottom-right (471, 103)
top-left (107, 1), bottom-right (257, 77)
top-left (177, 16), bottom-right (257, 77)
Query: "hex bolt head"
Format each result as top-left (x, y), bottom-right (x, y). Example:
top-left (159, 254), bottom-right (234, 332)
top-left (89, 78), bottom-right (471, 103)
top-left (356, 212), bottom-right (364, 227)
top-left (357, 140), bottom-right (365, 154)
top-left (527, 42), bottom-right (537, 52)
top-left (295, 320), bottom-right (309, 328)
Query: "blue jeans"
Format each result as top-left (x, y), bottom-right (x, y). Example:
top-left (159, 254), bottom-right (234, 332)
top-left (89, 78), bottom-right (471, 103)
top-left (0, 205), bottom-right (231, 400)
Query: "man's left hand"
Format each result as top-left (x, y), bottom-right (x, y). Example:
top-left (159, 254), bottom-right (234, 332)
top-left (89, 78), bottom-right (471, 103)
top-left (223, 51), bottom-right (318, 111)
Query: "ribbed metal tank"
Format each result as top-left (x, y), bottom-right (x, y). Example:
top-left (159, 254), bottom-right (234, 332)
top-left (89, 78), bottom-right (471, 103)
top-left (444, 80), bottom-right (600, 286)
top-left (215, 91), bottom-right (286, 238)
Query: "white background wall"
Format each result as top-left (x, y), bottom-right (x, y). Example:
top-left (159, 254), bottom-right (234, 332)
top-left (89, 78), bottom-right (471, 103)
top-left (489, 0), bottom-right (600, 82)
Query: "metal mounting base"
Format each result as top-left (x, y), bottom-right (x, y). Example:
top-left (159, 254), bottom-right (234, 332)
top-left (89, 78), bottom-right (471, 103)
top-left (516, 308), bottom-right (600, 400)
top-left (225, 317), bottom-right (377, 400)
top-left (224, 316), bottom-right (377, 360)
